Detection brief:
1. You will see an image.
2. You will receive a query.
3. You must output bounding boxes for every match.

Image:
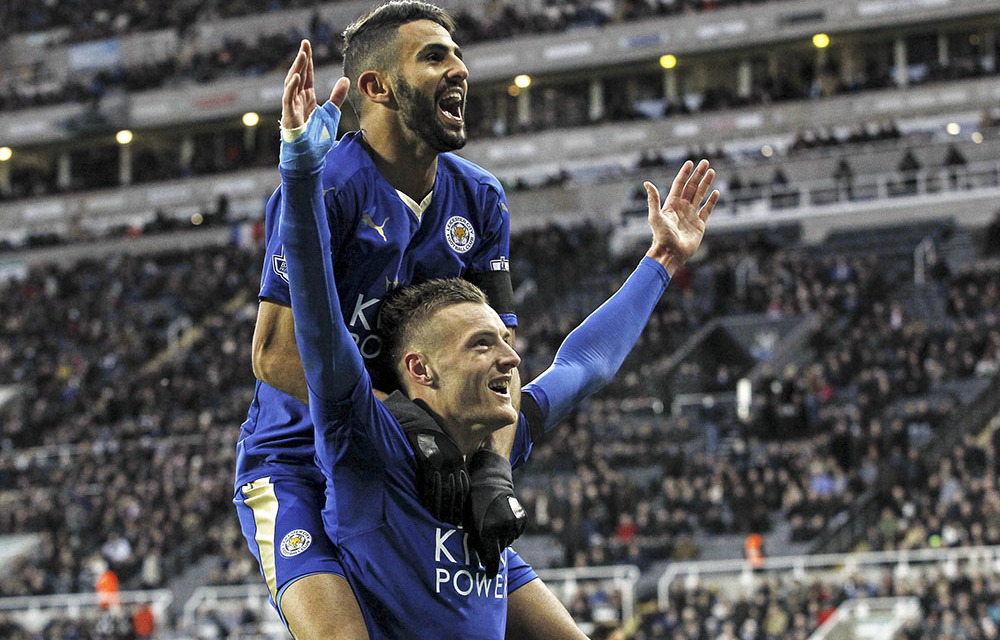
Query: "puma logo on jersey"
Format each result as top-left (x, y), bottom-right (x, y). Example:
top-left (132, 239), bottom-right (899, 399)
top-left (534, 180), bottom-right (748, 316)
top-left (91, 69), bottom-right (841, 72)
top-left (363, 214), bottom-right (389, 242)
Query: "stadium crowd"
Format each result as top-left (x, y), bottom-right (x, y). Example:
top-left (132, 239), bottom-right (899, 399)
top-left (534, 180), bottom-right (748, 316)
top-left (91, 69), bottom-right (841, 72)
top-left (1, 213), bottom-right (997, 612)
top-left (4, 15), bottom-right (995, 129)
top-left (634, 558), bottom-right (1000, 640)
top-left (3, 0), bottom-right (799, 46)
top-left (2, 1), bottom-right (997, 207)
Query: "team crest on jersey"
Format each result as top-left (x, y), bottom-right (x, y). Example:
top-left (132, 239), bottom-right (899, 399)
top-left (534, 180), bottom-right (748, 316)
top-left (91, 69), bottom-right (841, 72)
top-left (272, 250), bottom-right (289, 283)
top-left (445, 216), bottom-right (475, 254)
top-left (280, 529), bottom-right (312, 557)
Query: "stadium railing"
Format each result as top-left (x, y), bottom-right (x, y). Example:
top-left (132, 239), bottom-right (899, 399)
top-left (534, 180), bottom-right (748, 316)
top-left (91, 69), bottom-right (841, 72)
top-left (656, 545), bottom-right (1000, 611)
top-left (809, 597), bottom-right (922, 640)
top-left (0, 588), bottom-right (172, 633)
top-left (182, 565), bottom-right (640, 638)
top-left (3, 151), bottom-right (999, 252)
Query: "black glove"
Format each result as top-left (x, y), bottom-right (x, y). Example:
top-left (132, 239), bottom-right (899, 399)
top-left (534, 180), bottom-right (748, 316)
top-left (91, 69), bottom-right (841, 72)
top-left (403, 425), bottom-right (470, 525)
top-left (464, 450), bottom-right (527, 578)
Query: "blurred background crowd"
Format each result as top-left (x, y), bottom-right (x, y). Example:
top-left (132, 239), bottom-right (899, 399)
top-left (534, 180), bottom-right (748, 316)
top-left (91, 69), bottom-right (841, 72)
top-left (2, 0), bottom-right (1000, 637)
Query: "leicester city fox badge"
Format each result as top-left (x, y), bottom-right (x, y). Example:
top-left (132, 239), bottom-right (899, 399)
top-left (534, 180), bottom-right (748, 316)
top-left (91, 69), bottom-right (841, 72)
top-left (279, 529), bottom-right (312, 557)
top-left (444, 216), bottom-right (475, 254)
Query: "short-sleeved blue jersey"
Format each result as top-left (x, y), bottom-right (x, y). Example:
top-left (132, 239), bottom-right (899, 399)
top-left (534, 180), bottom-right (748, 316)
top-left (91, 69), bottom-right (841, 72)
top-left (236, 132), bottom-right (515, 488)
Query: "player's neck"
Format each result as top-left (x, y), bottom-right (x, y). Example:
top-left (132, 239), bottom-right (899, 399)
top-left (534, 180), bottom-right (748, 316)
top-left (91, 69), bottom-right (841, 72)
top-left (360, 123), bottom-right (437, 202)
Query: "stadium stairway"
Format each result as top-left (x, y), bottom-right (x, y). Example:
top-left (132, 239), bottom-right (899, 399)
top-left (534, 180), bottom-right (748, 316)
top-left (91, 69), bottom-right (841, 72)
top-left (139, 291), bottom-right (251, 375)
top-left (814, 370), bottom-right (1000, 554)
top-left (897, 282), bottom-right (947, 324)
top-left (808, 597), bottom-right (921, 640)
top-left (940, 225), bottom-right (981, 271)
top-left (163, 554), bottom-right (222, 621)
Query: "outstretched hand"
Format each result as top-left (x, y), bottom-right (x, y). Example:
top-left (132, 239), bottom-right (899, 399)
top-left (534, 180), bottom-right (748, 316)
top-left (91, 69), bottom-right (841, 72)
top-left (281, 39), bottom-right (350, 130)
top-left (279, 40), bottom-right (351, 173)
top-left (644, 159), bottom-right (720, 276)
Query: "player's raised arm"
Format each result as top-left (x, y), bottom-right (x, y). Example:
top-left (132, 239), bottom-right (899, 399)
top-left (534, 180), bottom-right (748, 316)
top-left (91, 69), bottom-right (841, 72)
top-left (521, 160), bottom-right (719, 438)
top-left (252, 41), bottom-right (349, 403)
top-left (277, 45), bottom-right (356, 417)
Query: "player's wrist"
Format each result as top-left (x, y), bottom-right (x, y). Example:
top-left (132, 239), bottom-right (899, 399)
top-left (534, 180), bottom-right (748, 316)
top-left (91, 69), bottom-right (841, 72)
top-left (280, 122), bottom-right (308, 143)
top-left (645, 245), bottom-right (683, 277)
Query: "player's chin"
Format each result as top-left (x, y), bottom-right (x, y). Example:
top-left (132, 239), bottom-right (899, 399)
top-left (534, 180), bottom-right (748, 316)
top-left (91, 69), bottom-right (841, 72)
top-left (493, 403), bottom-right (517, 429)
top-left (434, 120), bottom-right (466, 148)
top-left (480, 401), bottom-right (517, 430)
top-left (439, 130), bottom-right (466, 151)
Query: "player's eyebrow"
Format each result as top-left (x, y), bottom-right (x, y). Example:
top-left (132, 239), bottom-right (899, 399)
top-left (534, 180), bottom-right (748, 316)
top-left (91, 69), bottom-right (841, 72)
top-left (467, 329), bottom-right (494, 343)
top-left (418, 42), bottom-right (463, 60)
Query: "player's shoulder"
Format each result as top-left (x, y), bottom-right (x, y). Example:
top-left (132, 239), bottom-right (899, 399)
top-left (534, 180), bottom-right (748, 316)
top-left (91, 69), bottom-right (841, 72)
top-left (321, 131), bottom-right (375, 189)
top-left (439, 153), bottom-right (505, 195)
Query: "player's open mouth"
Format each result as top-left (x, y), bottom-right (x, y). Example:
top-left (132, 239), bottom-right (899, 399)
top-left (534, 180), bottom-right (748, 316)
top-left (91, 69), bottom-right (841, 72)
top-left (488, 378), bottom-right (510, 398)
top-left (438, 89), bottom-right (464, 124)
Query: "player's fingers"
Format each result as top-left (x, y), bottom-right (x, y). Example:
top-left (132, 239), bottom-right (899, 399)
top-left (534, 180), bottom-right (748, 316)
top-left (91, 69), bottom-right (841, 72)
top-left (459, 469), bottom-right (470, 505)
top-left (644, 181), bottom-right (661, 217)
top-left (329, 76), bottom-right (351, 109)
top-left (302, 40), bottom-right (314, 92)
top-left (446, 473), bottom-right (458, 522)
top-left (282, 72), bottom-right (301, 115)
top-left (432, 472), bottom-right (442, 520)
top-left (700, 190), bottom-right (721, 222)
top-left (484, 545), bottom-right (501, 578)
top-left (668, 160), bottom-right (694, 201)
top-left (284, 47), bottom-right (306, 87)
top-left (683, 159), bottom-right (710, 202)
top-left (694, 168), bottom-right (716, 205)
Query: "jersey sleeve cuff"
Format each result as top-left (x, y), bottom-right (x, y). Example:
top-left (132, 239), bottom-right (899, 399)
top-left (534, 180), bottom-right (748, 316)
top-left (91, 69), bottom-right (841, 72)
top-left (639, 255), bottom-right (671, 286)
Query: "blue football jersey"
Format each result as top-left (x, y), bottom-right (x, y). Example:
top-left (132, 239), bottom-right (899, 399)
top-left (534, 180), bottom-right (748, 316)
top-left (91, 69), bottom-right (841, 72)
top-left (320, 370), bottom-right (537, 640)
top-left (236, 131), bottom-right (515, 488)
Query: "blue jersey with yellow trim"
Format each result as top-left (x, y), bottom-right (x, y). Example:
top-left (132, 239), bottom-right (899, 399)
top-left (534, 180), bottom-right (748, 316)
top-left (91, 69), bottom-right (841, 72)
top-left (236, 131), bottom-right (515, 488)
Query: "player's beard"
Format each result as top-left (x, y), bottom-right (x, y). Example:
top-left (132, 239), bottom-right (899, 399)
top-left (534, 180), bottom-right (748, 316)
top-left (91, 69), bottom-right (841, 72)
top-left (394, 77), bottom-right (467, 153)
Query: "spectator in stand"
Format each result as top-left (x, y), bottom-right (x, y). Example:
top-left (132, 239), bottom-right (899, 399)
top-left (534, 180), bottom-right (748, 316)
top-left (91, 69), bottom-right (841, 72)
top-left (985, 209), bottom-right (1000, 256)
top-left (833, 157), bottom-right (855, 200)
top-left (943, 143), bottom-right (968, 189)
top-left (898, 148), bottom-right (922, 194)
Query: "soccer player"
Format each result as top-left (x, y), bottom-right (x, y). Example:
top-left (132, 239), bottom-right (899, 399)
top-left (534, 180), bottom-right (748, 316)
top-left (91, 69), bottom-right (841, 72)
top-left (277, 84), bottom-right (716, 639)
top-left (235, 3), bottom-right (526, 637)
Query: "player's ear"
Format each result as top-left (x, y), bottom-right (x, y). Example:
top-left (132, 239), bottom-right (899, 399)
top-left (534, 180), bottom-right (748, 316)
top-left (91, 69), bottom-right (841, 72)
top-left (358, 70), bottom-right (392, 107)
top-left (403, 352), bottom-right (435, 388)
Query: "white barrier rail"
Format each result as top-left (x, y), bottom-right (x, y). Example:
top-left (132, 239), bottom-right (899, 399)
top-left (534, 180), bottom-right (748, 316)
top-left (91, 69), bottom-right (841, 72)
top-left (657, 544), bottom-right (1000, 611)
top-left (0, 589), bottom-right (172, 633)
top-left (182, 565), bottom-right (640, 638)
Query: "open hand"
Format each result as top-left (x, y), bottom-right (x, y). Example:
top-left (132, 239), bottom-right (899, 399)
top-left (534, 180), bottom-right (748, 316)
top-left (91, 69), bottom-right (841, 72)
top-left (282, 40), bottom-right (350, 130)
top-left (644, 159), bottom-right (720, 276)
